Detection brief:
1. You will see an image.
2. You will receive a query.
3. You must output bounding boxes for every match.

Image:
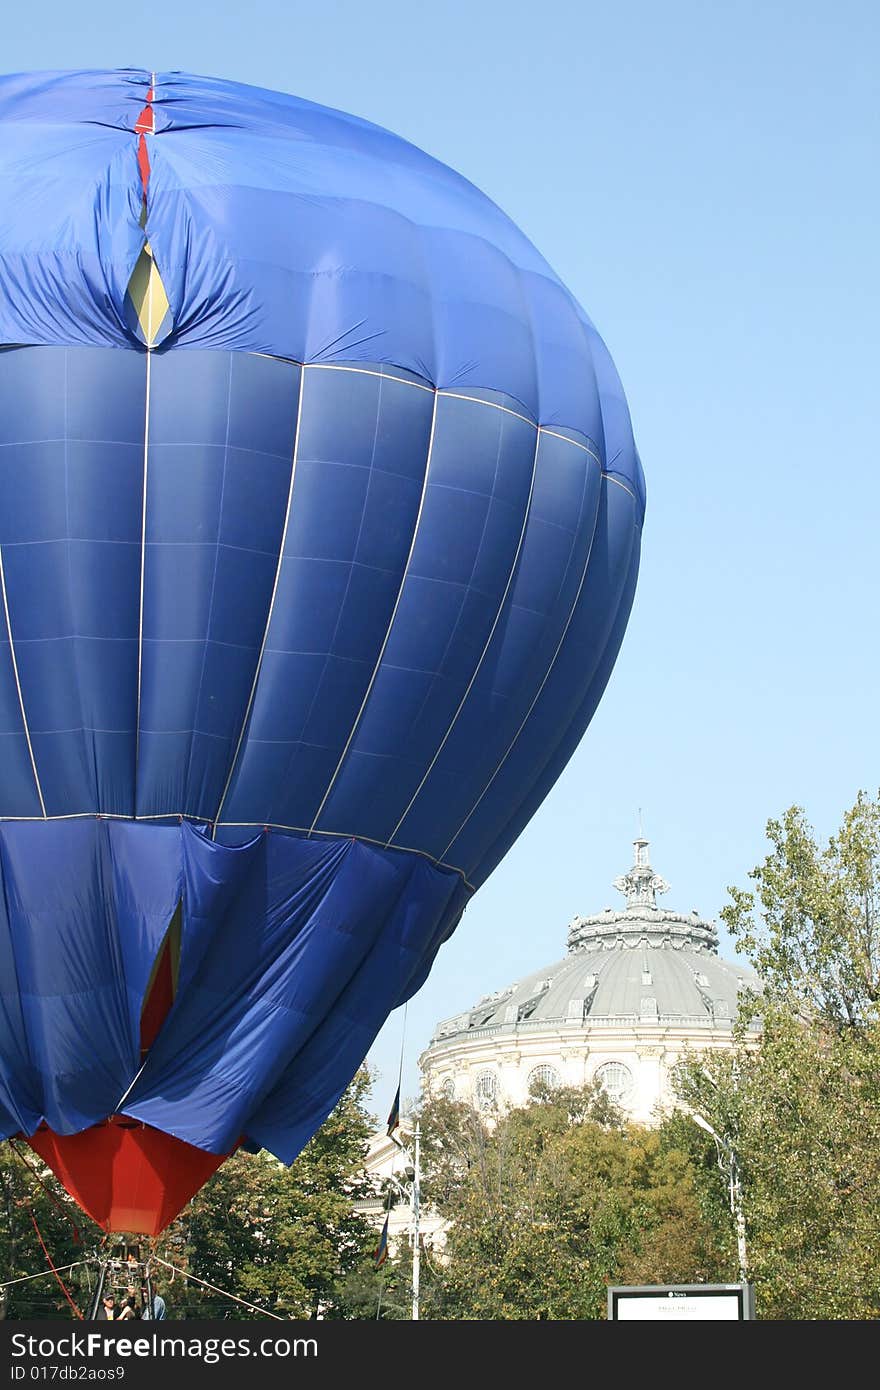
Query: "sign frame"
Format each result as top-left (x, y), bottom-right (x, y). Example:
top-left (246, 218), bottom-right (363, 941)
top-left (607, 1282), bottom-right (755, 1320)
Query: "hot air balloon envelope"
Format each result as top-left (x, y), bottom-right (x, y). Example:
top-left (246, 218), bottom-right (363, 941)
top-left (0, 70), bottom-right (644, 1231)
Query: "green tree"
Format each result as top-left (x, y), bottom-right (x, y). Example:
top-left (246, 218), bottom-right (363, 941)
top-left (414, 1084), bottom-right (727, 1319)
top-left (0, 1144), bottom-right (102, 1319)
top-left (163, 1067), bottom-right (385, 1319)
top-left (722, 793), bottom-right (880, 1030)
top-left (672, 792), bottom-right (880, 1319)
top-left (673, 1007), bottom-right (880, 1318)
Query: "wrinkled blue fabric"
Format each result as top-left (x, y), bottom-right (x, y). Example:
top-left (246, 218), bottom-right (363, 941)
top-left (0, 70), bottom-right (643, 1161)
top-left (0, 820), bottom-right (467, 1152)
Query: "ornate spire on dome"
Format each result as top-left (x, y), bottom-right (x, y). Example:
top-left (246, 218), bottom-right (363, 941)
top-left (565, 833), bottom-right (719, 955)
top-left (612, 838), bottom-right (670, 911)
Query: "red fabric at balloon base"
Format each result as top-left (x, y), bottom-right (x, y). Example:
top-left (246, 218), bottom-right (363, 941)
top-left (26, 1117), bottom-right (233, 1235)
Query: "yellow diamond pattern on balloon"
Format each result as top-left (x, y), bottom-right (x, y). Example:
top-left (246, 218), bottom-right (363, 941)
top-left (127, 242), bottom-right (170, 346)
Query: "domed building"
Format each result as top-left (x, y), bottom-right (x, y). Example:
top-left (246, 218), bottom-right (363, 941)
top-left (418, 839), bottom-right (761, 1122)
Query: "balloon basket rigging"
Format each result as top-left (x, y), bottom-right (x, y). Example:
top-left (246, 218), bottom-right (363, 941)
top-left (85, 1242), bottom-right (156, 1321)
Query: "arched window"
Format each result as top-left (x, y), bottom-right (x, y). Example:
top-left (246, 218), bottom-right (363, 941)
top-left (527, 1064), bottom-right (561, 1094)
top-left (594, 1061), bottom-right (634, 1105)
top-left (440, 1076), bottom-right (455, 1101)
top-left (474, 1070), bottom-right (498, 1109)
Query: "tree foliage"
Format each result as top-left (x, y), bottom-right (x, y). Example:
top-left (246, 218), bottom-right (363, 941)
top-left (158, 1068), bottom-right (383, 1318)
top-left (672, 791), bottom-right (880, 1319)
top-left (673, 1006), bottom-right (880, 1318)
top-left (0, 1145), bottom-right (103, 1319)
top-left (413, 1084), bottom-right (729, 1319)
top-left (721, 793), bottom-right (880, 1030)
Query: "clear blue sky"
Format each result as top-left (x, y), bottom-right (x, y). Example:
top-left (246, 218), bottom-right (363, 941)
top-left (4, 1), bottom-right (878, 1113)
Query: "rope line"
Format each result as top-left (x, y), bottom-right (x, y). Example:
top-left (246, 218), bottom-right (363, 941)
top-left (9, 1140), bottom-right (81, 1243)
top-left (27, 1210), bottom-right (83, 1318)
top-left (150, 1256), bottom-right (285, 1320)
top-left (395, 1000), bottom-right (408, 1106)
top-left (0, 1261), bottom-right (88, 1291)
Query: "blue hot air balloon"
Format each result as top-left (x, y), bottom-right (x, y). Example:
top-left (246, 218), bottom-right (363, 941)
top-left (0, 70), bottom-right (644, 1232)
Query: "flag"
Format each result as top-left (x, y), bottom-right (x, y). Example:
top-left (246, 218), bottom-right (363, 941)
top-left (386, 1084), bottom-right (401, 1142)
top-left (373, 1213), bottom-right (389, 1269)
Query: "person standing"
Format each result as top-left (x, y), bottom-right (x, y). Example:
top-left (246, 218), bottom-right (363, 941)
top-left (117, 1286), bottom-right (140, 1321)
top-left (96, 1293), bottom-right (116, 1320)
top-left (143, 1282), bottom-right (166, 1320)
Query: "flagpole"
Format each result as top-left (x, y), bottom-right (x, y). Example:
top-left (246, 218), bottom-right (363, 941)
top-left (411, 1121), bottom-right (421, 1322)
top-left (380, 1007), bottom-right (424, 1321)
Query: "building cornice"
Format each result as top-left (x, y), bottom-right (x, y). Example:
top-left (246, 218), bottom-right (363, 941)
top-left (420, 1014), bottom-right (758, 1071)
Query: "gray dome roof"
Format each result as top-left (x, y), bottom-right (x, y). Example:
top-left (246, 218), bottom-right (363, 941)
top-left (428, 840), bottom-right (761, 1045)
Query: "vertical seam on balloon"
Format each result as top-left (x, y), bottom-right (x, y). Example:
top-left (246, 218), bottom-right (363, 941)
top-left (392, 402), bottom-right (521, 753)
top-left (0, 545), bottom-right (46, 817)
top-left (307, 387), bottom-right (440, 836)
top-left (61, 347), bottom-right (83, 806)
top-left (184, 354), bottom-right (234, 815)
top-left (134, 348), bottom-right (152, 809)
top-left (385, 425), bottom-right (542, 847)
top-left (271, 369), bottom-right (387, 790)
top-left (133, 68), bottom-right (158, 799)
top-left (438, 450), bottom-right (606, 865)
top-left (211, 365), bottom-right (307, 838)
top-left (132, 68), bottom-right (157, 809)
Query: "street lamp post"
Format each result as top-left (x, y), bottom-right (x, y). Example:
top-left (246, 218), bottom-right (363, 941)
top-left (691, 1111), bottom-right (748, 1285)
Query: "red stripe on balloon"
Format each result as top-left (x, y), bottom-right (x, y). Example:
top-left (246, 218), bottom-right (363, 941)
top-left (139, 936), bottom-right (175, 1054)
top-left (134, 86), bottom-right (155, 198)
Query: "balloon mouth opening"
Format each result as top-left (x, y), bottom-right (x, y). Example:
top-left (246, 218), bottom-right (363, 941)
top-left (23, 1116), bottom-right (236, 1236)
